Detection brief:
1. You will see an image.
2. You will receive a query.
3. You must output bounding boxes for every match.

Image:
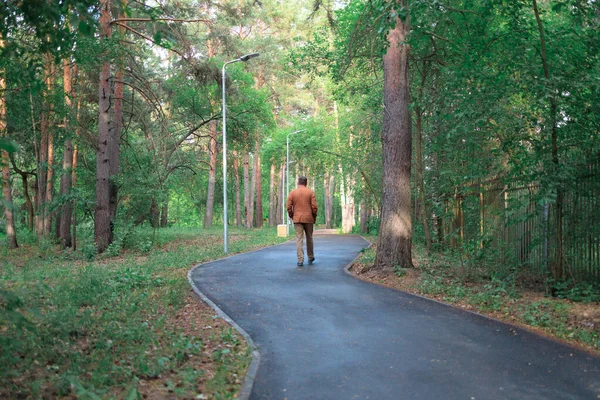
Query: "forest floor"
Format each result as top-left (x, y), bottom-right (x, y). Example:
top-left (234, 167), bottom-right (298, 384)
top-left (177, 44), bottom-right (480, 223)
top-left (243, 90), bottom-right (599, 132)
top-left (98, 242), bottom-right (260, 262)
top-left (350, 239), bottom-right (600, 357)
top-left (0, 227), bottom-right (286, 399)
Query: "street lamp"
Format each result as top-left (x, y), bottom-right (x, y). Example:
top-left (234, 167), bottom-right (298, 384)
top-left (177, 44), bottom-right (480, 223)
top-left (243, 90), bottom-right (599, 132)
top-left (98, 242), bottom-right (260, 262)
top-left (285, 129), bottom-right (306, 233)
top-left (222, 52), bottom-right (260, 253)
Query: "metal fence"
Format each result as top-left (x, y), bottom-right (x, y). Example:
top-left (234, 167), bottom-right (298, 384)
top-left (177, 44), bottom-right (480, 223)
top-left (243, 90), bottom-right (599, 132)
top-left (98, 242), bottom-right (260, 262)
top-left (441, 159), bottom-right (600, 282)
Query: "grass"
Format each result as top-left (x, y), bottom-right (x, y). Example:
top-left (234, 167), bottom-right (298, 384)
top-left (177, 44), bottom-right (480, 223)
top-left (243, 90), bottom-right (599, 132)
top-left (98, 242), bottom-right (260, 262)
top-left (351, 242), bottom-right (600, 354)
top-left (0, 226), bottom-right (286, 399)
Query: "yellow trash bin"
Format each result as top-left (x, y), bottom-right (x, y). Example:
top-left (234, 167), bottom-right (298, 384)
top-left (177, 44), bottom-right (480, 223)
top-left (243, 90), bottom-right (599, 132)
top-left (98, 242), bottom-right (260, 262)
top-left (277, 224), bottom-right (288, 237)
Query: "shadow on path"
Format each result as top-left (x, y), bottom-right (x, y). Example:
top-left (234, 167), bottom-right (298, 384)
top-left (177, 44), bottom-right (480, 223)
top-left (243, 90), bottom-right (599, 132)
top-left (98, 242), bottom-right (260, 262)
top-left (189, 234), bottom-right (600, 400)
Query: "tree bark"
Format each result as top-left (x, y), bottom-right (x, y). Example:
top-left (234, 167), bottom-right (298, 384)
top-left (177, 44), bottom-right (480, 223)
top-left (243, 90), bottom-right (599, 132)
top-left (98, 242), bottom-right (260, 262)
top-left (150, 197), bottom-right (159, 227)
top-left (204, 120), bottom-right (218, 228)
top-left (72, 81), bottom-right (80, 251)
top-left (360, 200), bottom-right (369, 234)
top-left (415, 106), bottom-right (432, 254)
top-left (95, 0), bottom-right (113, 253)
top-left (375, 2), bottom-right (414, 270)
top-left (278, 161), bottom-right (285, 225)
top-left (58, 59), bottom-right (74, 247)
top-left (233, 154), bottom-right (242, 226)
top-left (160, 200), bottom-right (168, 227)
top-left (249, 152), bottom-right (256, 228)
top-left (340, 173), bottom-right (355, 233)
top-left (110, 22), bottom-right (125, 224)
top-left (36, 54), bottom-right (53, 236)
top-left (269, 163), bottom-right (276, 226)
top-left (244, 152), bottom-right (253, 229)
top-left (1, 36), bottom-right (18, 248)
top-left (254, 141), bottom-right (263, 228)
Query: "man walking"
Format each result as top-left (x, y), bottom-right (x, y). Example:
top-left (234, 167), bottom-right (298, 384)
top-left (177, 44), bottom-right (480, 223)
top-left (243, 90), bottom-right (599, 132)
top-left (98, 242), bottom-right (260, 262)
top-left (286, 176), bottom-right (318, 267)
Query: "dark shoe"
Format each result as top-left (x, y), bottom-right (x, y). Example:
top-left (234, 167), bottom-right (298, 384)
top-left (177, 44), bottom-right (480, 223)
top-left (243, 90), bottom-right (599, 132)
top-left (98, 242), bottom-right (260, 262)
top-left (308, 257), bottom-right (315, 264)
top-left (297, 262), bottom-right (303, 267)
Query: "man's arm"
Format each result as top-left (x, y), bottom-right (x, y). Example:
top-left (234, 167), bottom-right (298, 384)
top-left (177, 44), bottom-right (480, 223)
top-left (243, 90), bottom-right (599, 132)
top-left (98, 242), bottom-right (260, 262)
top-left (286, 192), bottom-right (294, 218)
top-left (311, 192), bottom-right (318, 218)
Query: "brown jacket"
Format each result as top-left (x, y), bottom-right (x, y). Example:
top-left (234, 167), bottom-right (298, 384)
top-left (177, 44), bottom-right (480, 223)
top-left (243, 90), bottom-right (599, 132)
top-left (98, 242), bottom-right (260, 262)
top-left (286, 185), bottom-right (318, 224)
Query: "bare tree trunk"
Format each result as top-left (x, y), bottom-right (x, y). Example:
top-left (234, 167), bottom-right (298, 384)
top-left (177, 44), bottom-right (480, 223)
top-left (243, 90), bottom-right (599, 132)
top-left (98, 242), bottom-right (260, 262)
top-left (72, 83), bottom-right (80, 251)
top-left (160, 201), bottom-right (168, 227)
top-left (244, 152), bottom-right (253, 229)
top-left (340, 173), bottom-right (356, 233)
top-left (58, 59), bottom-right (74, 247)
top-left (1, 152), bottom-right (17, 249)
top-left (249, 152), bottom-right (256, 228)
top-left (254, 141), bottom-right (263, 228)
top-left (150, 197), bottom-right (159, 227)
top-left (233, 155), bottom-right (242, 226)
top-left (22, 173), bottom-right (34, 231)
top-left (36, 55), bottom-right (52, 236)
top-left (415, 106), bottom-right (432, 254)
top-left (1, 38), bottom-right (18, 248)
top-left (204, 120), bottom-right (218, 228)
top-left (324, 173), bottom-right (334, 229)
top-left (360, 200), bottom-right (369, 234)
top-left (44, 115), bottom-right (55, 236)
top-left (95, 0), bottom-right (113, 253)
top-left (269, 163), bottom-right (276, 226)
top-left (278, 161), bottom-right (285, 225)
top-left (375, 2), bottom-right (414, 270)
top-left (108, 0), bottom-right (127, 227)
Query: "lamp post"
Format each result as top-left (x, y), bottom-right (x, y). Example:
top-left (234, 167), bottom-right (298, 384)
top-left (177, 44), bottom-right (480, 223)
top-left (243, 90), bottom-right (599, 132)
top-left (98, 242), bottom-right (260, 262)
top-left (285, 129), bottom-right (306, 234)
top-left (222, 52), bottom-right (259, 253)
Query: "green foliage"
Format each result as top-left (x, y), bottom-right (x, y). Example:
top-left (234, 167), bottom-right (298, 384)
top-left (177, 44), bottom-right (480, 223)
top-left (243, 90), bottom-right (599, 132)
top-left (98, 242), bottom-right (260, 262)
top-left (0, 226), bottom-right (284, 398)
top-left (549, 280), bottom-right (600, 303)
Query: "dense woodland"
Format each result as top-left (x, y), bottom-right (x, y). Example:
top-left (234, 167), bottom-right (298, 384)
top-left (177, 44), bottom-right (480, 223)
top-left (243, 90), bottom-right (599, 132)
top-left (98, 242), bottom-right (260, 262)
top-left (1, 0), bottom-right (599, 285)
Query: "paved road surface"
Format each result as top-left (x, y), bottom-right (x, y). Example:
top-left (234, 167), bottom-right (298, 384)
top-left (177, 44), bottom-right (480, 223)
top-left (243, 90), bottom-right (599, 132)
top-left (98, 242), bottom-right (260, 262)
top-left (189, 234), bottom-right (600, 400)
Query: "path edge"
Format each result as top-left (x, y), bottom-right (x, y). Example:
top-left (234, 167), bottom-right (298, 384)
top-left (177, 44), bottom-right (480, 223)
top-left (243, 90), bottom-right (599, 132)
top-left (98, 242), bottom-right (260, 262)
top-left (344, 237), bottom-right (600, 359)
top-left (188, 265), bottom-right (260, 400)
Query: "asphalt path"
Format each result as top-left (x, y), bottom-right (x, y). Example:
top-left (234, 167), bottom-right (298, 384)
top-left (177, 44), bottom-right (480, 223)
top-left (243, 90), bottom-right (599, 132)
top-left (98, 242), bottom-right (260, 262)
top-left (189, 234), bottom-right (600, 400)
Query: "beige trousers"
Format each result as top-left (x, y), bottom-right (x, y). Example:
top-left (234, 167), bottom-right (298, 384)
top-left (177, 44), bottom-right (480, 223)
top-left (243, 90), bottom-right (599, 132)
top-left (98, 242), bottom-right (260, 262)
top-left (294, 223), bottom-right (314, 263)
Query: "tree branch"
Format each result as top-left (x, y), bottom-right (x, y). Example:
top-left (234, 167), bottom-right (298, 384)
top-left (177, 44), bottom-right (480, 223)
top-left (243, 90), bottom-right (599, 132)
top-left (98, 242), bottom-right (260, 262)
top-left (111, 18), bottom-right (211, 25)
top-left (113, 22), bottom-right (191, 63)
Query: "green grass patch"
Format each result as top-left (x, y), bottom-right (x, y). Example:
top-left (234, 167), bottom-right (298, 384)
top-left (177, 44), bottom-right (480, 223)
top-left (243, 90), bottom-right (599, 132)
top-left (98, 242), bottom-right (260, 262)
top-left (0, 226), bottom-right (286, 399)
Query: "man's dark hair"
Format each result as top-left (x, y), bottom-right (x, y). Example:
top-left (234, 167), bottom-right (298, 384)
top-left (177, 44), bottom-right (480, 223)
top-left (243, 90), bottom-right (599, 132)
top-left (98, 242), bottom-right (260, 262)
top-left (298, 176), bottom-right (308, 186)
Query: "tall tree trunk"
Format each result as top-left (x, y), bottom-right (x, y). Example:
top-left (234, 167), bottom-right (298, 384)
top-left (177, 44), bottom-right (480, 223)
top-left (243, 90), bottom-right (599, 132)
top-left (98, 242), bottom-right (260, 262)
top-left (1, 148), bottom-right (17, 249)
top-left (22, 173), bottom-right (34, 231)
top-left (160, 200), bottom-right (168, 227)
top-left (360, 200), bottom-right (369, 234)
top-left (72, 78), bottom-right (80, 251)
top-left (254, 141), bottom-right (263, 228)
top-left (95, 0), bottom-right (113, 253)
top-left (204, 120), bottom-right (218, 228)
top-left (109, 6), bottom-right (125, 225)
top-left (233, 154), bottom-right (242, 226)
top-left (375, 2), bottom-right (414, 270)
top-left (269, 163), bottom-right (276, 226)
top-left (415, 106), bottom-right (432, 254)
top-left (36, 54), bottom-right (52, 236)
top-left (249, 153), bottom-right (256, 228)
top-left (43, 56), bottom-right (55, 236)
top-left (150, 197), bottom-right (159, 228)
top-left (532, 0), bottom-right (563, 280)
top-left (59, 59), bottom-right (74, 247)
top-left (340, 173), bottom-right (356, 233)
top-left (44, 114), bottom-right (55, 236)
top-left (278, 161), bottom-right (285, 225)
top-left (244, 152), bottom-right (253, 229)
top-left (1, 36), bottom-right (18, 248)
